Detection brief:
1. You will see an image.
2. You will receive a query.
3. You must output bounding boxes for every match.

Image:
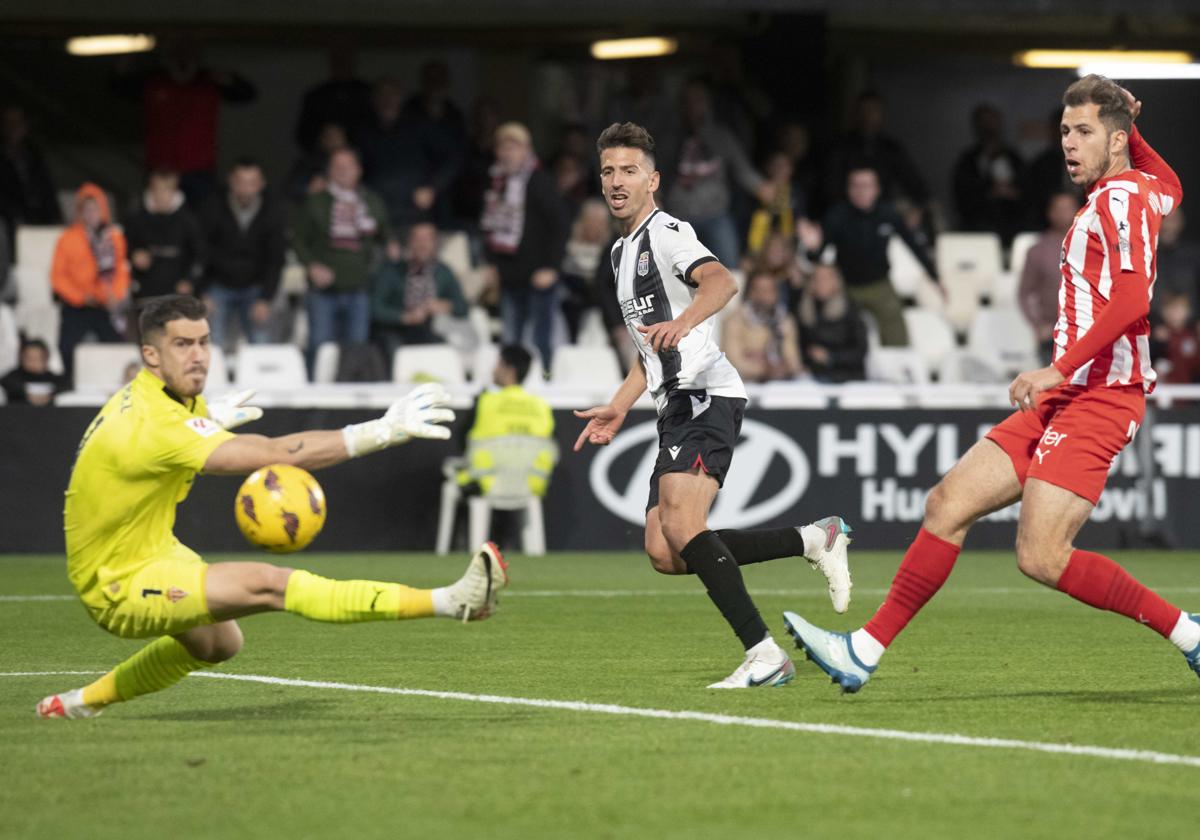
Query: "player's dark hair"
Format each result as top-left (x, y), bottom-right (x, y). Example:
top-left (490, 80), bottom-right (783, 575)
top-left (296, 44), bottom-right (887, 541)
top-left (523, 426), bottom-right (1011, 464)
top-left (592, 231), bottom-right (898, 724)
top-left (1063, 74), bottom-right (1133, 136)
top-left (138, 295), bottom-right (208, 344)
top-left (596, 122), bottom-right (656, 169)
top-left (498, 344), bottom-right (532, 383)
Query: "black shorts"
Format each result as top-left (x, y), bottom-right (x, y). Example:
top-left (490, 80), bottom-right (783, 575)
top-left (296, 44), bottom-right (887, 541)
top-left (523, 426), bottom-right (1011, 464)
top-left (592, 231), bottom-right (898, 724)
top-left (646, 391), bottom-right (746, 512)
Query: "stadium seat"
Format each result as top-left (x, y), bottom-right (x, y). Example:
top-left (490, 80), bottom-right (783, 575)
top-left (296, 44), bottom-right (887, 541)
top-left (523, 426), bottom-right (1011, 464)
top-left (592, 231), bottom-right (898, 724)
top-left (470, 343), bottom-right (544, 386)
top-left (438, 231), bottom-right (486, 303)
top-left (887, 234), bottom-right (935, 299)
top-left (0, 304), bottom-right (18, 376)
top-left (72, 343), bottom-right (141, 391)
top-left (866, 347), bottom-right (930, 385)
top-left (576, 309), bottom-right (610, 347)
top-left (936, 232), bottom-right (1003, 330)
top-left (234, 344), bottom-right (308, 388)
top-left (549, 344), bottom-right (623, 386)
top-left (14, 225), bottom-right (64, 307)
top-left (205, 346), bottom-right (230, 391)
top-left (468, 305), bottom-right (495, 346)
top-left (436, 435), bottom-right (559, 557)
top-left (902, 308), bottom-right (957, 373)
top-left (313, 342), bottom-right (340, 384)
top-left (937, 348), bottom-right (1006, 384)
top-left (392, 344), bottom-right (466, 385)
top-left (967, 307), bottom-right (1038, 377)
top-left (1009, 231), bottom-right (1041, 276)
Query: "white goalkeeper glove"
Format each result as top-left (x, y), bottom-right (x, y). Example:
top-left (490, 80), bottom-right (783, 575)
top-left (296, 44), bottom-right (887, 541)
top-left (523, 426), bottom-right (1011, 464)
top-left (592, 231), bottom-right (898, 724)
top-left (207, 389), bottom-right (264, 431)
top-left (342, 382), bottom-right (456, 458)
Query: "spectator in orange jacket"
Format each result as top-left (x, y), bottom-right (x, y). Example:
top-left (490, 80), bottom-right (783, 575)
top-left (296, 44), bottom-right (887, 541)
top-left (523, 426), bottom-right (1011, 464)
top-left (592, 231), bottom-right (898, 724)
top-left (51, 183), bottom-right (130, 382)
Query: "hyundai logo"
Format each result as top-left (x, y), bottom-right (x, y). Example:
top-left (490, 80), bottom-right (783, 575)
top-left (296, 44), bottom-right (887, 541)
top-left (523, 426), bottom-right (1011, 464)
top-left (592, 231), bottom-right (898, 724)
top-left (588, 419), bottom-right (811, 528)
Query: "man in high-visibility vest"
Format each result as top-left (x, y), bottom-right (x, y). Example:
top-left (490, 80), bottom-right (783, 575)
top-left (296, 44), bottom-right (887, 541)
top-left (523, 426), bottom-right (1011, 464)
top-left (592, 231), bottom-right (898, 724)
top-left (458, 345), bottom-right (556, 496)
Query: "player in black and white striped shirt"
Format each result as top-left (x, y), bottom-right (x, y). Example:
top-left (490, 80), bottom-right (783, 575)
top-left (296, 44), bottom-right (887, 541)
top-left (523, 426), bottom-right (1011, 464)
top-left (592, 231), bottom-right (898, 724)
top-left (574, 121), bottom-right (854, 688)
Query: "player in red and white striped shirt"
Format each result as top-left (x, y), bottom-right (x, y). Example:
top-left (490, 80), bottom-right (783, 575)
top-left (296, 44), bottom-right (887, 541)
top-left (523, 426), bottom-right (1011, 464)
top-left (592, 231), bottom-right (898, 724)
top-left (784, 76), bottom-right (1200, 693)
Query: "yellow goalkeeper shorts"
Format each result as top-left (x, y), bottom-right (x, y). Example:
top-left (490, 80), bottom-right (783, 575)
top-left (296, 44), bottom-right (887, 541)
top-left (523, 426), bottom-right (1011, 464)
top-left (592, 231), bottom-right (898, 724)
top-left (84, 544), bottom-right (215, 639)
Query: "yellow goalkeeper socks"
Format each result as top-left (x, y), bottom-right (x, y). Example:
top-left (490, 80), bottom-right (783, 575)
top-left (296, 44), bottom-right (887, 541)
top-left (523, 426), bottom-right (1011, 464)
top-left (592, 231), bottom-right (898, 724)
top-left (284, 569), bottom-right (434, 622)
top-left (81, 636), bottom-right (212, 708)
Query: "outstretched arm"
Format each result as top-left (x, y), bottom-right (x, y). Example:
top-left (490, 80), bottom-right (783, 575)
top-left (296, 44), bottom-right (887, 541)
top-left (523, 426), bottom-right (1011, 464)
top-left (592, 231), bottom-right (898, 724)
top-left (203, 383), bottom-right (455, 474)
top-left (573, 359), bottom-right (647, 451)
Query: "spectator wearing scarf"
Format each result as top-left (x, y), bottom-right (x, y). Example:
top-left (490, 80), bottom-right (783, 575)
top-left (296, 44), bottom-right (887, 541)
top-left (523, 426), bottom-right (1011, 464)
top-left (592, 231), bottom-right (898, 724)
top-left (371, 221), bottom-right (468, 359)
top-left (721, 271), bottom-right (803, 383)
top-left (292, 147), bottom-right (395, 368)
top-left (481, 122), bottom-right (568, 369)
top-left (50, 183), bottom-right (130, 382)
top-left (796, 264), bottom-right (868, 383)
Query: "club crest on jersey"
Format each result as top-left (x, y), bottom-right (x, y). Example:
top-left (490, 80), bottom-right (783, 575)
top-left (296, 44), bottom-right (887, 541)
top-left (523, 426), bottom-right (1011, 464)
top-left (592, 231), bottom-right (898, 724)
top-left (637, 251), bottom-right (650, 276)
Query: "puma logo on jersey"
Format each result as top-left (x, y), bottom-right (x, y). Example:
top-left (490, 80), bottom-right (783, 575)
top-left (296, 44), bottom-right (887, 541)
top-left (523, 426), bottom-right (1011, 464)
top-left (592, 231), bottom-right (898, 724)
top-left (621, 293), bottom-right (656, 323)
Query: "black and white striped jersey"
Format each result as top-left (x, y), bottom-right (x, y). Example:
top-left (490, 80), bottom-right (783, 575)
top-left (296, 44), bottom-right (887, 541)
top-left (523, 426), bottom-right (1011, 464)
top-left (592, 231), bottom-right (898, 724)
top-left (611, 208), bottom-right (747, 413)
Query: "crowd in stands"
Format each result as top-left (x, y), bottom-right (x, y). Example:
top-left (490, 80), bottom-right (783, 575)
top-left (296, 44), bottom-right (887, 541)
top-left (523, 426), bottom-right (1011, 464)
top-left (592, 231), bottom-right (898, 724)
top-left (2, 43), bottom-right (1200, 405)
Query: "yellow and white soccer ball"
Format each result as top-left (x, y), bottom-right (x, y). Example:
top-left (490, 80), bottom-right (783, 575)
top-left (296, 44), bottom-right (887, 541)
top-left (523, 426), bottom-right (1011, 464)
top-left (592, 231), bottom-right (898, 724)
top-left (234, 464), bottom-right (327, 553)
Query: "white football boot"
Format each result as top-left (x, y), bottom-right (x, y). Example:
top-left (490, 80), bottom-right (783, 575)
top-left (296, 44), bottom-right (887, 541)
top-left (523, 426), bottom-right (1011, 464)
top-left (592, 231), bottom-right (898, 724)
top-left (36, 688), bottom-right (102, 719)
top-left (708, 638), bottom-right (796, 689)
top-left (804, 516), bottom-right (854, 614)
top-left (442, 542), bottom-right (509, 622)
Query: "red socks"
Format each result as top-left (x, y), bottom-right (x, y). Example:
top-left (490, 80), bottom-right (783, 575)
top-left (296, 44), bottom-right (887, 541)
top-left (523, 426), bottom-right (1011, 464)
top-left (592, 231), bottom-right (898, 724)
top-left (863, 528), bottom-right (961, 648)
top-left (1056, 549), bottom-right (1181, 638)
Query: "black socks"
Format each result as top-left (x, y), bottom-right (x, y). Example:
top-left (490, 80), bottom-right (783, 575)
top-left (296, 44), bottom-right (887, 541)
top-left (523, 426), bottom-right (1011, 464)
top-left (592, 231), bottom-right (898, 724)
top-left (680, 530), bottom-right (768, 650)
top-left (715, 527), bottom-right (806, 567)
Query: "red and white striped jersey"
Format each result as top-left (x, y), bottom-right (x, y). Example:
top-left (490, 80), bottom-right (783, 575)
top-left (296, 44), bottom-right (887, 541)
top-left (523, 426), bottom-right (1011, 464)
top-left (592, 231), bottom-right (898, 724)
top-left (1054, 165), bottom-right (1181, 392)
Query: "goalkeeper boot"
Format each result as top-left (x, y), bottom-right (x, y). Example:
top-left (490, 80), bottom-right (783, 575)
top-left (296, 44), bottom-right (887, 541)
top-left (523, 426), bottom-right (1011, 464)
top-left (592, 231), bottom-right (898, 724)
top-left (443, 542), bottom-right (509, 622)
top-left (708, 637), bottom-right (795, 689)
top-left (36, 688), bottom-right (101, 720)
top-left (805, 516), bottom-right (854, 614)
top-left (783, 611), bottom-right (875, 694)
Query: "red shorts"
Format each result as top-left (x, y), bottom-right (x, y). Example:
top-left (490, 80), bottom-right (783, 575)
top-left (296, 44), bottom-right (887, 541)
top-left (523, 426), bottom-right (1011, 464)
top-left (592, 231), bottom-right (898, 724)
top-left (985, 384), bottom-right (1145, 504)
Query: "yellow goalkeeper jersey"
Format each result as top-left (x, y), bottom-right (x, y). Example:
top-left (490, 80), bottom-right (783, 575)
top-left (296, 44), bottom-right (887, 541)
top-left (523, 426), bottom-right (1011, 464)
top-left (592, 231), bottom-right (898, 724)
top-left (64, 368), bottom-right (234, 608)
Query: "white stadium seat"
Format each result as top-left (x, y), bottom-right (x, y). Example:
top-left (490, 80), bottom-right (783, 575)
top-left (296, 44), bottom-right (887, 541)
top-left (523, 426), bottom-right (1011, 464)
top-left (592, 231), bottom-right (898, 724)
top-left (14, 225), bottom-right (63, 307)
top-left (205, 346), bottom-right (230, 392)
top-left (313, 342), bottom-right (340, 384)
top-left (392, 344), bottom-right (466, 385)
top-left (936, 232), bottom-right (1003, 331)
top-left (866, 347), bottom-right (930, 385)
top-left (550, 344), bottom-right (623, 387)
top-left (235, 344), bottom-right (308, 388)
top-left (902, 307), bottom-right (957, 373)
top-left (0, 304), bottom-right (19, 376)
top-left (73, 343), bottom-right (141, 391)
top-left (887, 234), bottom-right (935, 299)
top-left (967, 307), bottom-right (1038, 377)
top-left (1008, 230), bottom-right (1041, 276)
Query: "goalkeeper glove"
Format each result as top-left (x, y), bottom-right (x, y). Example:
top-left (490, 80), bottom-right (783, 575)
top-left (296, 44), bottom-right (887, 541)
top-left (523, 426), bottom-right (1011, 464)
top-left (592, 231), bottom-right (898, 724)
top-left (342, 382), bottom-right (456, 458)
top-left (207, 389), bottom-right (264, 430)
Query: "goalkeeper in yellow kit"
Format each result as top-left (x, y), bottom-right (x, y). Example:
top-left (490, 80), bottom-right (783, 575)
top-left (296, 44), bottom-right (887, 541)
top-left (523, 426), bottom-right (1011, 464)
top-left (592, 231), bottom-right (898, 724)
top-left (38, 295), bottom-right (507, 719)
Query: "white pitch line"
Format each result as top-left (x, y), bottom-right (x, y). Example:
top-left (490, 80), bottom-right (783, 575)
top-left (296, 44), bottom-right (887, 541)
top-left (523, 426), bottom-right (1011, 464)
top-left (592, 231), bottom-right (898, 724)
top-left (0, 595), bottom-right (76, 602)
top-left (4, 668), bottom-right (1198, 769)
top-left (185, 671), bottom-right (1200, 770)
top-left (8, 587), bottom-right (1200, 603)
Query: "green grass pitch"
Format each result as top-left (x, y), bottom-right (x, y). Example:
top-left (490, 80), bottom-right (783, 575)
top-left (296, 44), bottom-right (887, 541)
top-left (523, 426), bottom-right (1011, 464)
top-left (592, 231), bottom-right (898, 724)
top-left (2, 550), bottom-right (1198, 839)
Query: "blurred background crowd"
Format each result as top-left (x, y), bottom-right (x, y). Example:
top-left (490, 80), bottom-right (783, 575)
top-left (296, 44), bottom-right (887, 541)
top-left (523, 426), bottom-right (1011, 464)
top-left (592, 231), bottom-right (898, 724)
top-left (2, 2), bottom-right (1198, 405)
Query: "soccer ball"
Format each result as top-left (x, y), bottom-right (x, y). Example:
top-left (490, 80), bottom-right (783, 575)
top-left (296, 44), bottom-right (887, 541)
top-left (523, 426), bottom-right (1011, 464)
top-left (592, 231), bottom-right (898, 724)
top-left (234, 464), bottom-right (327, 553)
